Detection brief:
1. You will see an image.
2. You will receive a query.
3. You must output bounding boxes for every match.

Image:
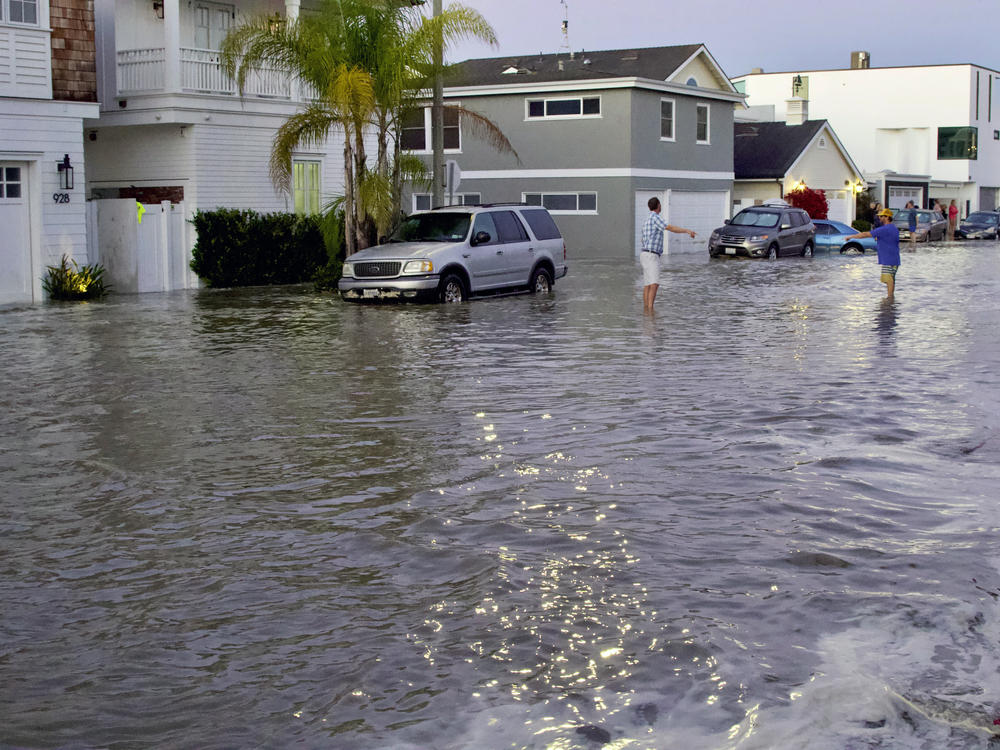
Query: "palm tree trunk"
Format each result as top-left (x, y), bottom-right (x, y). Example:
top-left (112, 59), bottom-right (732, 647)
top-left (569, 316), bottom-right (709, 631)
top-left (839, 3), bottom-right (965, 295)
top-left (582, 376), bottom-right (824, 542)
top-left (343, 136), bottom-right (357, 257)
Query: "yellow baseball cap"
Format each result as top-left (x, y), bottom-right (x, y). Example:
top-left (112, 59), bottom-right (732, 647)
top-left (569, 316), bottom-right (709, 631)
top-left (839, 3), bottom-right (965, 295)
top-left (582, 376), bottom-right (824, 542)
top-left (878, 208), bottom-right (894, 218)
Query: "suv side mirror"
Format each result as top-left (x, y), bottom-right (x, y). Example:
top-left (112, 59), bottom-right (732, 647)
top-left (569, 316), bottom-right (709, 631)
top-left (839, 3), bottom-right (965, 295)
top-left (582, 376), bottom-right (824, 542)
top-left (723, 218), bottom-right (730, 224)
top-left (472, 230), bottom-right (491, 245)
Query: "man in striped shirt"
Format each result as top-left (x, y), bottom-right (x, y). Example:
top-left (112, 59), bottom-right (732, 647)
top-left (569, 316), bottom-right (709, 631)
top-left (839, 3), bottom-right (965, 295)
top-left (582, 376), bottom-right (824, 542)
top-left (640, 196), bottom-right (696, 312)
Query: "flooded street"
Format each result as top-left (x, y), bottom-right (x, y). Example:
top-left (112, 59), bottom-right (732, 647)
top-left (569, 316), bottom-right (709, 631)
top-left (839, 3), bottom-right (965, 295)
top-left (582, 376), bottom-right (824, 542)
top-left (3, 241), bottom-right (1000, 749)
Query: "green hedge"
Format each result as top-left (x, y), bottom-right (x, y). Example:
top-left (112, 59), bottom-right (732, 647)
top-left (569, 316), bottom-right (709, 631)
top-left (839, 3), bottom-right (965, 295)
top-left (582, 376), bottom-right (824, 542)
top-left (190, 209), bottom-right (334, 288)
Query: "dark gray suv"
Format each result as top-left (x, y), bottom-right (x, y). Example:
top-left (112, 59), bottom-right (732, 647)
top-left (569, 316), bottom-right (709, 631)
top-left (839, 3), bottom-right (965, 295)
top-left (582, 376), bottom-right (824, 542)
top-left (708, 201), bottom-right (815, 259)
top-left (339, 204), bottom-right (568, 303)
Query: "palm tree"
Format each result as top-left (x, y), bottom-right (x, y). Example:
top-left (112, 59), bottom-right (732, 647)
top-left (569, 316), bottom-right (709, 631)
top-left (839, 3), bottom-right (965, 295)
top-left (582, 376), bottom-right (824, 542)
top-left (221, 0), bottom-right (516, 256)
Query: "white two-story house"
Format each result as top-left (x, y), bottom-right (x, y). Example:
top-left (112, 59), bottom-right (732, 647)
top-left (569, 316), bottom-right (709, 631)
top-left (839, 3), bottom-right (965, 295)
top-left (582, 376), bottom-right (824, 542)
top-left (1, 0), bottom-right (99, 305)
top-left (85, 0), bottom-right (348, 228)
top-left (732, 55), bottom-right (1000, 217)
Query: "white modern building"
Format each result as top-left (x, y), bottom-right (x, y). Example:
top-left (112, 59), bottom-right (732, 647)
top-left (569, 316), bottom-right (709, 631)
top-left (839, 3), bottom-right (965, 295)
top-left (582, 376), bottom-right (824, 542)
top-left (732, 57), bottom-right (999, 216)
top-left (1, 0), bottom-right (100, 305)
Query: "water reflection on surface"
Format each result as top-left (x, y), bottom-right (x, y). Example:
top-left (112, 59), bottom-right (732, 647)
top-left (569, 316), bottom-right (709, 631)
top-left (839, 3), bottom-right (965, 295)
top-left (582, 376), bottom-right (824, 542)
top-left (3, 242), bottom-right (1000, 749)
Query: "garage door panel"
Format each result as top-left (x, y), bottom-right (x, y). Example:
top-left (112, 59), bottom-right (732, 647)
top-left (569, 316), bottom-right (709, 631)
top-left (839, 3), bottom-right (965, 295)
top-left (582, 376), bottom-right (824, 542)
top-left (0, 163), bottom-right (32, 305)
top-left (666, 191), bottom-right (726, 254)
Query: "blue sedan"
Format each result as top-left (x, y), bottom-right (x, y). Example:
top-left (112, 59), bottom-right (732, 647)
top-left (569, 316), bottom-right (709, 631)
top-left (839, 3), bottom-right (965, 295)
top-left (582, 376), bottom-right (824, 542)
top-left (812, 219), bottom-right (877, 254)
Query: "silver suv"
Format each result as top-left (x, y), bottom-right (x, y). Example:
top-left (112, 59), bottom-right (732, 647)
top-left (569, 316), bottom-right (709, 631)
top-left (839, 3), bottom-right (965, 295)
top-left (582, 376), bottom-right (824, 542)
top-left (339, 204), bottom-right (568, 302)
top-left (708, 201), bottom-right (815, 259)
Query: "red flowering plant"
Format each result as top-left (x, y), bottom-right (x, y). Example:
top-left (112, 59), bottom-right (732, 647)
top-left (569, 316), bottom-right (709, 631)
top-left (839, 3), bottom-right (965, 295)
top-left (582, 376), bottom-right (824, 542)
top-left (786, 186), bottom-right (829, 220)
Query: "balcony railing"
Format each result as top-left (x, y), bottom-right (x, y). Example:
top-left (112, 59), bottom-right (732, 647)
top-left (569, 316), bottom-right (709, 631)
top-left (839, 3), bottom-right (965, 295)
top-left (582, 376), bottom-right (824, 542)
top-left (117, 47), bottom-right (293, 99)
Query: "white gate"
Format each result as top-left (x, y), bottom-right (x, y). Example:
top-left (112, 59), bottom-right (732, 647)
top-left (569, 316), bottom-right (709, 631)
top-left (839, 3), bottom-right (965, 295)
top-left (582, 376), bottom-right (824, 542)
top-left (93, 199), bottom-right (196, 294)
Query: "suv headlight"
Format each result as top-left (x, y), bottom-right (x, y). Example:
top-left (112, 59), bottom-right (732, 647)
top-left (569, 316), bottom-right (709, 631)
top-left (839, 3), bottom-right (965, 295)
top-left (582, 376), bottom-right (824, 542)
top-left (342, 262), bottom-right (354, 278)
top-left (402, 260), bottom-right (433, 274)
top-left (749, 234), bottom-right (770, 242)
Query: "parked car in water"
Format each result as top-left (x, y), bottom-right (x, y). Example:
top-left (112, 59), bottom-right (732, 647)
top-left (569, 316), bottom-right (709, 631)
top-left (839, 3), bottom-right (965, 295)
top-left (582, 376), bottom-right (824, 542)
top-left (956, 211), bottom-right (1000, 240)
top-left (812, 219), bottom-right (877, 254)
top-left (338, 204), bottom-right (568, 303)
top-left (708, 200), bottom-right (815, 259)
top-left (893, 209), bottom-right (947, 242)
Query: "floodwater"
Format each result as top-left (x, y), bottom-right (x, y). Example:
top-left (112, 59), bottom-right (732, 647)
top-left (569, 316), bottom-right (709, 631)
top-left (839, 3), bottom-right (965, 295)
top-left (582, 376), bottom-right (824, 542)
top-left (3, 241), bottom-right (1000, 750)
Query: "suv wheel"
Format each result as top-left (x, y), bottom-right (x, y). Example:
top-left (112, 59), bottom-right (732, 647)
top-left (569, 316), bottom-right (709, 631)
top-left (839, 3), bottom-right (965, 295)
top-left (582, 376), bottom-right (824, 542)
top-left (802, 240), bottom-right (814, 258)
top-left (438, 273), bottom-right (467, 303)
top-left (768, 244), bottom-right (779, 260)
top-left (529, 267), bottom-right (553, 294)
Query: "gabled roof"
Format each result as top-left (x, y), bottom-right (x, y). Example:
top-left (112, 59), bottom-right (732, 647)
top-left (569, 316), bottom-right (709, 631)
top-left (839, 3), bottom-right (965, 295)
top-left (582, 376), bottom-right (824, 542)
top-left (734, 120), bottom-right (828, 179)
top-left (444, 43), bottom-right (723, 89)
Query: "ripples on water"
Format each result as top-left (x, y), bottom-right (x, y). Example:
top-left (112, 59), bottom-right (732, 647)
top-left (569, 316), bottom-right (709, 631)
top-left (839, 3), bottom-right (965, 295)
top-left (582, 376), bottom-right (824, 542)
top-left (3, 243), bottom-right (1000, 749)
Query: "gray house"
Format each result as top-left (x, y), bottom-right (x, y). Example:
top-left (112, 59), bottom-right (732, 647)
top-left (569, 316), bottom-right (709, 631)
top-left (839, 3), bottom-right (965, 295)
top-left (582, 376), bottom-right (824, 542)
top-left (403, 44), bottom-right (744, 259)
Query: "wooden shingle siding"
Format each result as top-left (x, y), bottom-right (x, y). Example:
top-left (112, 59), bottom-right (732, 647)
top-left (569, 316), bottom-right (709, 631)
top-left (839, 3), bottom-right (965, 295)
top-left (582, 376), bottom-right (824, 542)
top-left (50, 0), bottom-right (97, 102)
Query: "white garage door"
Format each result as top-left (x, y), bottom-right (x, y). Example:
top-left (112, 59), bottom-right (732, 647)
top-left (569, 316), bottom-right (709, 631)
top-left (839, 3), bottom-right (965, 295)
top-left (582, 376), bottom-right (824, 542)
top-left (0, 163), bottom-right (33, 305)
top-left (888, 186), bottom-right (923, 210)
top-left (634, 190), bottom-right (728, 256)
top-left (665, 190), bottom-right (727, 254)
top-left (826, 196), bottom-right (850, 224)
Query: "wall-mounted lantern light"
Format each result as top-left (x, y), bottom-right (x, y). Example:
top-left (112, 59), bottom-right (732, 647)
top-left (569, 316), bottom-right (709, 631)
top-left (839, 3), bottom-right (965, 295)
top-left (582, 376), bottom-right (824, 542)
top-left (57, 154), bottom-right (74, 190)
top-left (153, 0), bottom-right (164, 18)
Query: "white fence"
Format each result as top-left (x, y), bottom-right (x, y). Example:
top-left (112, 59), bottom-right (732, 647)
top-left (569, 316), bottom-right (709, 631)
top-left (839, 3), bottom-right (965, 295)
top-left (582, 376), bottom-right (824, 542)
top-left (87, 199), bottom-right (199, 294)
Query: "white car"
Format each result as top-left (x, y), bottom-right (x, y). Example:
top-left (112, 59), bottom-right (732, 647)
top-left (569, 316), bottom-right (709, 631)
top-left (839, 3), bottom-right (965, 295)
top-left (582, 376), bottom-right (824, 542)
top-left (339, 204), bottom-right (568, 303)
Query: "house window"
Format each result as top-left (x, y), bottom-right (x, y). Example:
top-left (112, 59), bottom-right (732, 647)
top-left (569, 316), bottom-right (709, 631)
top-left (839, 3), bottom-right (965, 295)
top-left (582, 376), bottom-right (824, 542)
top-left (660, 99), bottom-right (675, 140)
top-left (5, 0), bottom-right (38, 24)
top-left (937, 126), bottom-right (978, 160)
top-left (818, 136), bottom-right (827, 149)
top-left (696, 103), bottom-right (710, 144)
top-left (293, 160), bottom-right (321, 215)
top-left (522, 191), bottom-right (597, 214)
top-left (400, 106), bottom-right (461, 152)
top-left (526, 96), bottom-right (601, 119)
top-left (686, 77), bottom-right (698, 87)
top-left (1, 167), bottom-right (22, 199)
top-left (412, 192), bottom-right (481, 212)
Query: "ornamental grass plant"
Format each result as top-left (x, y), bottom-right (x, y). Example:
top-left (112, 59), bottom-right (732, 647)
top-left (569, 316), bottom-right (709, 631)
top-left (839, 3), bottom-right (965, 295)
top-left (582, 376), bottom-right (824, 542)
top-left (42, 255), bottom-right (110, 301)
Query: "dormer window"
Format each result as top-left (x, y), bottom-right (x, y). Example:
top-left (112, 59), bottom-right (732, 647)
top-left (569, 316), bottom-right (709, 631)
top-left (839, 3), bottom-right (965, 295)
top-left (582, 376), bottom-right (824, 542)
top-left (686, 77), bottom-right (698, 87)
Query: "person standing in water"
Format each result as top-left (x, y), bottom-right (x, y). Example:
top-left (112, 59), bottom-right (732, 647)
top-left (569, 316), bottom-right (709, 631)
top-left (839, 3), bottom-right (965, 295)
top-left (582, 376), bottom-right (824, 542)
top-left (847, 207), bottom-right (901, 298)
top-left (639, 196), bottom-right (696, 313)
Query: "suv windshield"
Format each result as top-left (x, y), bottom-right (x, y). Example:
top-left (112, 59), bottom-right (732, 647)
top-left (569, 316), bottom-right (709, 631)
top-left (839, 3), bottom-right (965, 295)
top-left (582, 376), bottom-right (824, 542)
top-left (967, 212), bottom-right (998, 224)
top-left (894, 210), bottom-right (914, 223)
top-left (731, 210), bottom-right (780, 228)
top-left (389, 213), bottom-right (471, 242)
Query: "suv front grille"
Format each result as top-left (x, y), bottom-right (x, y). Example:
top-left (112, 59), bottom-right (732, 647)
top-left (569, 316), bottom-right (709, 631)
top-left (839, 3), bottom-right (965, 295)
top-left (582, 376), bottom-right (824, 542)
top-left (354, 261), bottom-right (401, 278)
top-left (720, 234), bottom-right (747, 245)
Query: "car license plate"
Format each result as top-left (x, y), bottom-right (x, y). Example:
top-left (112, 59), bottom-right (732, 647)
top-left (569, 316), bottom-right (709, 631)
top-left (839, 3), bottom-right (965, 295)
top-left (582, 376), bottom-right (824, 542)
top-left (725, 248), bottom-right (736, 255)
top-left (363, 289), bottom-right (380, 298)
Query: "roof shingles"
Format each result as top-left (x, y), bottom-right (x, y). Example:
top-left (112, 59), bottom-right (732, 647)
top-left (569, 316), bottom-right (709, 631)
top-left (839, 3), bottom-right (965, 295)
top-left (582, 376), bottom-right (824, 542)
top-left (733, 120), bottom-right (827, 179)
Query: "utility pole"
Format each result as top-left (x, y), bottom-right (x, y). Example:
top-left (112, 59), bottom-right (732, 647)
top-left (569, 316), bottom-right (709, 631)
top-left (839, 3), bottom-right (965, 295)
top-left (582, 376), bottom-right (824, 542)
top-left (431, 0), bottom-right (444, 208)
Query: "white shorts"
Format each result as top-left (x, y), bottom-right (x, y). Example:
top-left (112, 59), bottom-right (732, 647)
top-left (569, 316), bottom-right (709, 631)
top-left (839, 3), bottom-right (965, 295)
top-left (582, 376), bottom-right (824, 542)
top-left (640, 251), bottom-right (661, 286)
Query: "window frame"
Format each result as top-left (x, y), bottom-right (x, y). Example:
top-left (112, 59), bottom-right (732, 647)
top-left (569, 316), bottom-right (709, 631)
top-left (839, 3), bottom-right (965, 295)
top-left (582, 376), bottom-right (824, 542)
top-left (696, 103), bottom-right (710, 145)
top-left (292, 158), bottom-right (321, 215)
top-left (3, 0), bottom-right (40, 25)
top-left (0, 166), bottom-right (24, 201)
top-left (937, 126), bottom-right (978, 160)
top-left (659, 97), bottom-right (675, 142)
top-left (400, 105), bottom-right (462, 154)
top-left (411, 192), bottom-right (481, 212)
top-left (521, 191), bottom-right (598, 215)
top-left (525, 95), bottom-right (602, 121)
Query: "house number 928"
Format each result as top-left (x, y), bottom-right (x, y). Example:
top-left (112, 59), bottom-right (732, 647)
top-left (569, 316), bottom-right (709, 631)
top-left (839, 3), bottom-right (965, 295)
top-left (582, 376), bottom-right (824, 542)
top-left (53, 193), bottom-right (70, 203)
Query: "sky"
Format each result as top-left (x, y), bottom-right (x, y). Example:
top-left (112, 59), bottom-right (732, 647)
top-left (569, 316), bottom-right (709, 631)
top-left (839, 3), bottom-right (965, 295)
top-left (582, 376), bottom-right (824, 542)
top-left (437, 0), bottom-right (998, 77)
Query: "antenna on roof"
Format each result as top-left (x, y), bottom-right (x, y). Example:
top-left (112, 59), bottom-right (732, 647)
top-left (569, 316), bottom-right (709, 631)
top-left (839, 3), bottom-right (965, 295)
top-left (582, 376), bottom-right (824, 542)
top-left (560, 0), bottom-right (570, 54)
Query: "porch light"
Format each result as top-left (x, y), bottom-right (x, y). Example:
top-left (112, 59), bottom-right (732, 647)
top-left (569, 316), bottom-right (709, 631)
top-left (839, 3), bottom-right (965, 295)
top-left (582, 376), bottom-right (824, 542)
top-left (57, 154), bottom-right (74, 190)
top-left (152, 0), bottom-right (163, 19)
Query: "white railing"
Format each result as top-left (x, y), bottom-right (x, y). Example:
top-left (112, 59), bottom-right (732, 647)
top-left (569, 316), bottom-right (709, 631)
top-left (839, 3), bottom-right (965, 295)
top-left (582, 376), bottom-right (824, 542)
top-left (117, 48), bottom-right (165, 92)
top-left (117, 47), bottom-right (292, 99)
